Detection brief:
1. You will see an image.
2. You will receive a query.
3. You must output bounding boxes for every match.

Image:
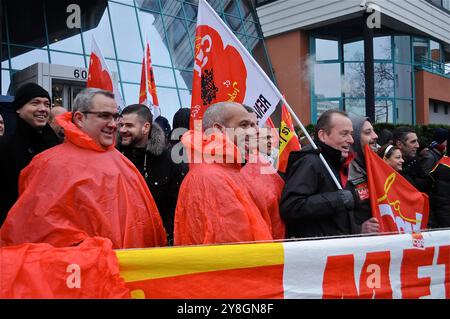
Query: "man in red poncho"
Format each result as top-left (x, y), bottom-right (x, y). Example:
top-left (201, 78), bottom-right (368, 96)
top-left (1, 88), bottom-right (167, 249)
top-left (174, 102), bottom-right (275, 246)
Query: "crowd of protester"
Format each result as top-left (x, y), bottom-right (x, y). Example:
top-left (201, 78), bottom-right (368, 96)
top-left (0, 84), bottom-right (448, 249)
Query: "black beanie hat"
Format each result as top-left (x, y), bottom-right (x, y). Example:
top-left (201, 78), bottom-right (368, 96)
top-left (432, 128), bottom-right (449, 145)
top-left (13, 83), bottom-right (51, 111)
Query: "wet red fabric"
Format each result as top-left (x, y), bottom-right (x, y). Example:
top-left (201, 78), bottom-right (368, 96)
top-left (174, 130), bottom-right (275, 246)
top-left (0, 237), bottom-right (130, 298)
top-left (0, 112), bottom-right (166, 249)
top-left (241, 154), bottom-right (286, 239)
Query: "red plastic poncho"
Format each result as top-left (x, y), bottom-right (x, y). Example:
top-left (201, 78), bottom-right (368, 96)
top-left (174, 130), bottom-right (274, 246)
top-left (0, 237), bottom-right (130, 298)
top-left (0, 113), bottom-right (166, 249)
top-left (241, 154), bottom-right (286, 239)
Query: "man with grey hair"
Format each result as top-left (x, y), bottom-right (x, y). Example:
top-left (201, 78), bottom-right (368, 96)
top-left (1, 88), bottom-right (167, 249)
top-left (174, 101), bottom-right (276, 245)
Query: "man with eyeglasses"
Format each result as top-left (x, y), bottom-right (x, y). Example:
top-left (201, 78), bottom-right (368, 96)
top-left (0, 83), bottom-right (60, 226)
top-left (1, 88), bottom-right (167, 249)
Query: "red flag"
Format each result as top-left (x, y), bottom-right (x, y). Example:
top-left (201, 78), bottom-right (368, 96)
top-left (87, 37), bottom-right (124, 110)
top-left (190, 0), bottom-right (281, 130)
top-left (139, 38), bottom-right (160, 117)
top-left (0, 237), bottom-right (130, 299)
top-left (278, 103), bottom-right (300, 173)
top-left (365, 144), bottom-right (429, 233)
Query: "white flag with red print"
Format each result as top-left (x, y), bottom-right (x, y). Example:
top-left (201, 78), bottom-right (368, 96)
top-left (87, 37), bottom-right (124, 111)
top-left (190, 0), bottom-right (281, 129)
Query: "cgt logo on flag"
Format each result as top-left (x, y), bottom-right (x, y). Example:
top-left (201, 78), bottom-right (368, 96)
top-left (365, 144), bottom-right (429, 234)
top-left (192, 25), bottom-right (247, 122)
top-left (377, 173), bottom-right (424, 233)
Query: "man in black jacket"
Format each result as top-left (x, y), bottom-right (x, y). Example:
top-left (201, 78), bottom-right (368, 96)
top-left (117, 104), bottom-right (185, 245)
top-left (393, 126), bottom-right (432, 194)
top-left (0, 83), bottom-right (60, 225)
top-left (280, 109), bottom-right (357, 238)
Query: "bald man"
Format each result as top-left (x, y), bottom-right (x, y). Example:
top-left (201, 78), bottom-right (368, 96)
top-left (49, 106), bottom-right (67, 142)
top-left (174, 102), bottom-right (276, 245)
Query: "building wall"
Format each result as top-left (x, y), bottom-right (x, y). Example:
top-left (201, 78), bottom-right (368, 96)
top-left (264, 29), bottom-right (310, 124)
top-left (257, 0), bottom-right (450, 44)
top-left (415, 70), bottom-right (450, 124)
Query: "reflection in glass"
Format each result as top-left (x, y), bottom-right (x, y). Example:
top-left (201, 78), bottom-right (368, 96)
top-left (7, 1), bottom-right (47, 48)
top-left (109, 2), bottom-right (143, 62)
top-left (345, 99), bottom-right (365, 117)
top-left (413, 37), bottom-right (428, 64)
top-left (175, 69), bottom-right (193, 90)
top-left (374, 63), bottom-right (394, 98)
top-left (137, 10), bottom-right (173, 67)
top-left (344, 63), bottom-right (365, 97)
top-left (394, 64), bottom-right (411, 99)
top-left (82, 7), bottom-right (116, 59)
top-left (118, 61), bottom-right (142, 83)
top-left (224, 14), bottom-right (243, 32)
top-left (374, 36), bottom-right (391, 60)
top-left (164, 16), bottom-right (194, 69)
top-left (136, 0), bottom-right (159, 12)
top-left (314, 63), bottom-right (341, 98)
top-left (157, 87), bottom-right (181, 123)
top-left (160, 0), bottom-right (184, 17)
top-left (10, 47), bottom-right (49, 69)
top-left (316, 100), bottom-right (340, 119)
top-left (2, 45), bottom-right (9, 68)
top-left (50, 52), bottom-right (85, 68)
top-left (122, 82), bottom-right (140, 105)
top-left (430, 40), bottom-right (441, 62)
top-left (183, 2), bottom-right (198, 20)
top-left (224, 0), bottom-right (240, 16)
top-left (178, 89), bottom-right (192, 108)
top-left (244, 20), bottom-right (258, 38)
top-left (396, 100), bottom-right (412, 124)
top-left (1, 70), bottom-right (11, 95)
top-left (394, 36), bottom-right (411, 63)
top-left (344, 41), bottom-right (364, 61)
top-left (153, 66), bottom-right (176, 87)
top-left (315, 39), bottom-right (338, 61)
top-left (375, 100), bottom-right (393, 123)
top-left (49, 33), bottom-right (84, 54)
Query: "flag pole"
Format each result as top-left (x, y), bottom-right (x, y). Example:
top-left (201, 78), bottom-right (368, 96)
top-left (199, 0), bottom-right (342, 190)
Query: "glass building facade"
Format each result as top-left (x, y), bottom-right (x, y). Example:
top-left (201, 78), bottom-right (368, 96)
top-left (1, 0), bottom-right (272, 122)
top-left (312, 34), bottom-right (448, 124)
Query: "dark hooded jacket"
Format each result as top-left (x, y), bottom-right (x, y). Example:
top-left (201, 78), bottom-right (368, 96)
top-left (280, 140), bottom-right (357, 238)
top-left (0, 117), bottom-right (59, 225)
top-left (347, 115), bottom-right (372, 230)
top-left (429, 130), bottom-right (450, 228)
top-left (117, 123), bottom-right (186, 245)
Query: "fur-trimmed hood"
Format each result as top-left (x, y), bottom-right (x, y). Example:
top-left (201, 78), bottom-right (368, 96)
top-left (147, 122), bottom-right (167, 156)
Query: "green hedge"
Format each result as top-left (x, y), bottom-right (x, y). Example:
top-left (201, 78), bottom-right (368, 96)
top-left (294, 123), bottom-right (450, 147)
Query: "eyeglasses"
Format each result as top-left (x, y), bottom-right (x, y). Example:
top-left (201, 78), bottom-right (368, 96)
top-left (82, 111), bottom-right (122, 122)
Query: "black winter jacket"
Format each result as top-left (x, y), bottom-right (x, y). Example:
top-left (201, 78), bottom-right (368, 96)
top-left (0, 117), bottom-right (60, 225)
top-left (117, 124), bottom-right (186, 244)
top-left (402, 156), bottom-right (432, 194)
top-left (429, 157), bottom-right (450, 228)
top-left (280, 140), bottom-right (357, 238)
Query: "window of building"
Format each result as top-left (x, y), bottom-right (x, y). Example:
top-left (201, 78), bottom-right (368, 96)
top-left (394, 36), bottom-right (411, 63)
top-left (374, 36), bottom-right (391, 60)
top-left (430, 40), bottom-right (441, 62)
top-left (445, 105), bottom-right (449, 115)
top-left (314, 63), bottom-right (341, 98)
top-left (413, 37), bottom-right (429, 65)
top-left (433, 103), bottom-right (438, 113)
top-left (344, 41), bottom-right (364, 61)
top-left (315, 39), bottom-right (339, 61)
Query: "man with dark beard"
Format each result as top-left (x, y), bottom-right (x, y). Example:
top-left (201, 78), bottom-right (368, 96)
top-left (118, 104), bottom-right (185, 245)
